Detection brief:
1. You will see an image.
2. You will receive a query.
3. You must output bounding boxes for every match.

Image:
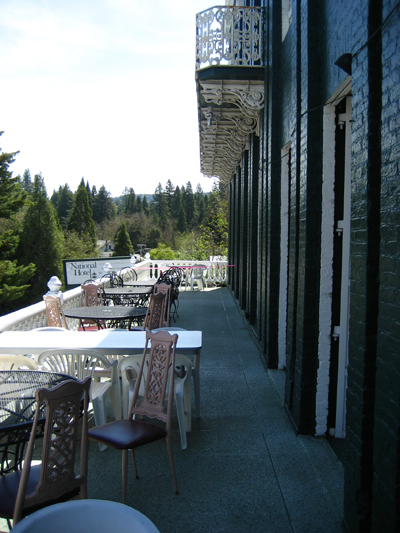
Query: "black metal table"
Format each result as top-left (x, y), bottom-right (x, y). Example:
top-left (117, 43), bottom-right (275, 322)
top-left (102, 286), bottom-right (153, 307)
top-left (64, 305), bottom-right (147, 329)
top-left (0, 370), bottom-right (75, 474)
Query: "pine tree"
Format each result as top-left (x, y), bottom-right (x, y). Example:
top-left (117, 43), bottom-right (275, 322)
top-left (183, 181), bottom-right (195, 228)
top-left (165, 179), bottom-right (174, 209)
top-left (142, 195), bottom-right (149, 216)
top-left (18, 173), bottom-right (64, 304)
top-left (171, 185), bottom-right (182, 219)
top-left (20, 169), bottom-right (33, 195)
top-left (67, 184), bottom-right (97, 252)
top-left (113, 222), bottom-right (133, 256)
top-left (92, 185), bottom-right (112, 223)
top-left (177, 202), bottom-right (187, 233)
top-left (55, 184), bottom-right (74, 230)
top-left (0, 135), bottom-right (36, 314)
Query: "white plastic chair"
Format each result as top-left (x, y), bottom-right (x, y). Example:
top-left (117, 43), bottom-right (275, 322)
top-left (118, 353), bottom-right (192, 449)
top-left (186, 266), bottom-right (207, 291)
top-left (37, 349), bottom-right (121, 450)
top-left (152, 327), bottom-right (200, 419)
top-left (0, 355), bottom-right (38, 370)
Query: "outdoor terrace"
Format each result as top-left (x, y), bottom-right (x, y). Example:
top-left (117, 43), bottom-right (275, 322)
top-left (0, 284), bottom-right (344, 532)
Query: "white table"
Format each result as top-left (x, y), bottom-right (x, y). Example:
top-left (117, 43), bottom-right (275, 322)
top-left (10, 499), bottom-right (160, 533)
top-left (0, 329), bottom-right (202, 418)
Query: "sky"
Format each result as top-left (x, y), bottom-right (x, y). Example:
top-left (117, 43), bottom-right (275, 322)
top-left (0, 0), bottom-right (216, 197)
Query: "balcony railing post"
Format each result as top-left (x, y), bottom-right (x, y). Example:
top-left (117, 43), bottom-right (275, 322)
top-left (45, 276), bottom-right (63, 301)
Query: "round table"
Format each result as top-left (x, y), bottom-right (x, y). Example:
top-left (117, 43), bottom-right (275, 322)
top-left (10, 499), bottom-right (160, 533)
top-left (0, 370), bottom-right (76, 474)
top-left (102, 286), bottom-right (152, 306)
top-left (64, 306), bottom-right (147, 329)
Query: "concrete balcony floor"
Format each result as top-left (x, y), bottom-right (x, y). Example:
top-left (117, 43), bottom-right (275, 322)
top-left (1, 287), bottom-right (344, 532)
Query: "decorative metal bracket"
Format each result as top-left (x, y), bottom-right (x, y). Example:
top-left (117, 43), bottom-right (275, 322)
top-left (195, 6), bottom-right (264, 184)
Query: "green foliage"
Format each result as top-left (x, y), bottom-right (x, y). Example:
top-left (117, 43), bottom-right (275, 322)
top-left (0, 134), bottom-right (36, 314)
top-left (17, 173), bottom-right (64, 304)
top-left (20, 169), bottom-right (33, 195)
top-left (92, 185), bottom-right (113, 224)
top-left (149, 243), bottom-right (180, 260)
top-left (64, 230), bottom-right (99, 259)
top-left (52, 184), bottom-right (74, 230)
top-left (113, 221), bottom-right (133, 256)
top-left (67, 184), bottom-right (97, 252)
top-left (147, 227), bottom-right (161, 249)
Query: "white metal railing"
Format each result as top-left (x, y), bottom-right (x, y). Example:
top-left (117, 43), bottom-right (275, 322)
top-left (196, 6), bottom-right (263, 70)
top-left (0, 260), bottom-right (227, 333)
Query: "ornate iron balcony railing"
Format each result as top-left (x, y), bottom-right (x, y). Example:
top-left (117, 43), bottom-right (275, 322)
top-left (196, 6), bottom-right (263, 70)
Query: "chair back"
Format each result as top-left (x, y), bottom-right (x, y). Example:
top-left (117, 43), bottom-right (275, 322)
top-left (37, 349), bottom-right (114, 383)
top-left (128, 331), bottom-right (178, 428)
top-left (142, 292), bottom-right (166, 331)
top-left (80, 283), bottom-right (104, 307)
top-left (0, 355), bottom-right (38, 370)
top-left (119, 351), bottom-right (190, 420)
top-left (119, 266), bottom-right (138, 283)
top-left (153, 283), bottom-right (172, 327)
top-left (12, 377), bottom-right (91, 525)
top-left (43, 296), bottom-right (69, 329)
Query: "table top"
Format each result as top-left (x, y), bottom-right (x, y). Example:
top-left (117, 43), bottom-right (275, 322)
top-left (123, 279), bottom-right (158, 287)
top-left (10, 499), bottom-right (160, 533)
top-left (103, 286), bottom-right (153, 296)
top-left (64, 305), bottom-right (148, 321)
top-left (0, 371), bottom-right (74, 429)
top-left (0, 329), bottom-right (202, 356)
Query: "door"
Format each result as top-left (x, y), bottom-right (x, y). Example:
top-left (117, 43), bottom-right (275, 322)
top-left (328, 96), bottom-right (352, 438)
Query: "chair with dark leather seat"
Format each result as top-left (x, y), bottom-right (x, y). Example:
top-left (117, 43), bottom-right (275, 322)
top-left (87, 330), bottom-right (180, 503)
top-left (0, 377), bottom-right (91, 529)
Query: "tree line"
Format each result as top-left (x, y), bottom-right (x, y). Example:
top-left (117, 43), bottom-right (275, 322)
top-left (0, 133), bottom-right (228, 315)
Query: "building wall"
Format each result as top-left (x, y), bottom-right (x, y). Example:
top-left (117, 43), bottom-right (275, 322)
top-left (227, 0), bottom-right (400, 530)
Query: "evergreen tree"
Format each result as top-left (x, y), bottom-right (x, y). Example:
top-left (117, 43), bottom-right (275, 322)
top-left (55, 184), bottom-right (74, 230)
top-left (20, 169), bottom-right (33, 195)
top-left (171, 185), bottom-right (182, 219)
top-left (18, 173), bottom-right (64, 303)
top-left (92, 185), bottom-right (112, 223)
top-left (200, 181), bottom-right (228, 256)
top-left (136, 195), bottom-right (142, 213)
top-left (195, 183), bottom-right (206, 226)
top-left (67, 184), bottom-right (97, 252)
top-left (50, 186), bottom-right (61, 211)
top-left (124, 188), bottom-right (136, 215)
top-left (147, 227), bottom-right (161, 248)
top-left (152, 182), bottom-right (167, 218)
top-left (177, 202), bottom-right (187, 233)
top-left (0, 135), bottom-right (36, 314)
top-left (183, 181), bottom-right (195, 228)
top-left (142, 195), bottom-right (149, 216)
top-left (165, 179), bottom-right (174, 209)
top-left (113, 222), bottom-right (133, 256)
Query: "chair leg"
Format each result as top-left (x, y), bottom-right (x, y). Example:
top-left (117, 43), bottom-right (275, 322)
top-left (174, 389), bottom-right (187, 450)
top-left (109, 383), bottom-right (121, 421)
top-left (122, 449), bottom-right (128, 505)
top-left (166, 436), bottom-right (179, 495)
top-left (183, 378), bottom-right (192, 432)
top-left (92, 396), bottom-right (108, 451)
top-left (192, 367), bottom-right (201, 419)
top-left (130, 449), bottom-right (139, 479)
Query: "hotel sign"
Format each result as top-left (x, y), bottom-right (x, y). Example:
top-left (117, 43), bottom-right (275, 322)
top-left (63, 257), bottom-right (131, 287)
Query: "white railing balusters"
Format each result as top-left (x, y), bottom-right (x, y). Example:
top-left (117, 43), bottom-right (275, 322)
top-left (0, 260), bottom-right (228, 332)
